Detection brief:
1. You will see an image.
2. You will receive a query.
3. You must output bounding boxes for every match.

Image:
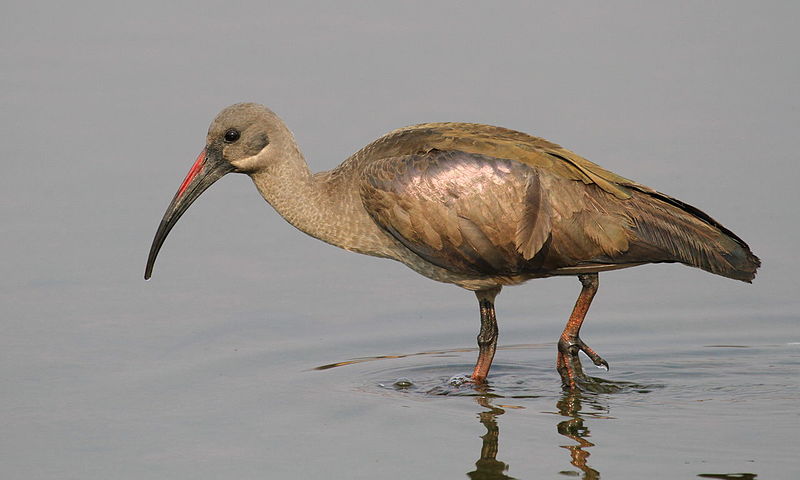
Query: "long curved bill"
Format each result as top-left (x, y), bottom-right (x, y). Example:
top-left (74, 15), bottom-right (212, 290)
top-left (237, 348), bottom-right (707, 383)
top-left (144, 148), bottom-right (233, 279)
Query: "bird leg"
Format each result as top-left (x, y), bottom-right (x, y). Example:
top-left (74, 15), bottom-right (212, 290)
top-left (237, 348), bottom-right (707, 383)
top-left (556, 273), bottom-right (608, 389)
top-left (470, 287), bottom-right (502, 383)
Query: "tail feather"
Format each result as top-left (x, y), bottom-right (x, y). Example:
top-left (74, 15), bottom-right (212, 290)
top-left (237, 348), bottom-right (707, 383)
top-left (627, 188), bottom-right (761, 282)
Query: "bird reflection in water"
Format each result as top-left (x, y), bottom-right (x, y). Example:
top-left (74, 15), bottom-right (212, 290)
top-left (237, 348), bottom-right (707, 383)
top-left (466, 391), bottom-right (605, 480)
top-left (554, 391), bottom-right (602, 479)
top-left (315, 346), bottom-right (609, 478)
top-left (467, 396), bottom-right (517, 480)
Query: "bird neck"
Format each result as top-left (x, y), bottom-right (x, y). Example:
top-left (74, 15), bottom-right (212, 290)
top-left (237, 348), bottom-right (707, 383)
top-left (248, 147), bottom-right (389, 256)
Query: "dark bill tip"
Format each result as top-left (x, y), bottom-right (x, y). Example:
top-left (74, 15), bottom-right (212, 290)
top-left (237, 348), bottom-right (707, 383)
top-left (144, 149), bottom-right (232, 279)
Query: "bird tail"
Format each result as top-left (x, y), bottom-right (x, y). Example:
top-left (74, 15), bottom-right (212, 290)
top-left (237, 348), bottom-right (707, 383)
top-left (626, 188), bottom-right (761, 282)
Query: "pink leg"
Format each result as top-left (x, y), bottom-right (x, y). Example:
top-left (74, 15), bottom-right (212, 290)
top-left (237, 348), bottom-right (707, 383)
top-left (471, 287), bottom-right (502, 383)
top-left (556, 273), bottom-right (608, 389)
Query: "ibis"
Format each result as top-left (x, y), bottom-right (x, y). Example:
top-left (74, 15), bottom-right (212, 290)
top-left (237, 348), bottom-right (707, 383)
top-left (145, 103), bottom-right (760, 389)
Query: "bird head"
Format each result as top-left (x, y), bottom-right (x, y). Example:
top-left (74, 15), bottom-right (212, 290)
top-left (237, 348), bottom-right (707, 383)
top-left (144, 103), bottom-right (285, 279)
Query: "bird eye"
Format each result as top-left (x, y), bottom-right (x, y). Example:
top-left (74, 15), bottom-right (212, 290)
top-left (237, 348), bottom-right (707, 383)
top-left (224, 129), bottom-right (240, 143)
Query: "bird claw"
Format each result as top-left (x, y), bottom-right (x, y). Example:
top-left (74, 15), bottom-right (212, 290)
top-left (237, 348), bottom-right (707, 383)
top-left (585, 351), bottom-right (609, 370)
top-left (557, 336), bottom-right (609, 388)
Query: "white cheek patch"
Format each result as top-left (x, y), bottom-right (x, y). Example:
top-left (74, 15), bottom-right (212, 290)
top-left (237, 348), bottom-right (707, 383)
top-left (231, 144), bottom-right (271, 172)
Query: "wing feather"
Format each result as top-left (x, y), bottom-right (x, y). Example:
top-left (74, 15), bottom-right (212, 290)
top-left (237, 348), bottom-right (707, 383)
top-left (354, 124), bottom-right (759, 281)
top-left (361, 151), bottom-right (539, 276)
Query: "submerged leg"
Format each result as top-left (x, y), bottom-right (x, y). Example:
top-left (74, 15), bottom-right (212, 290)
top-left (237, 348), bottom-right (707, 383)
top-left (556, 273), bottom-right (609, 389)
top-left (471, 286), bottom-right (502, 383)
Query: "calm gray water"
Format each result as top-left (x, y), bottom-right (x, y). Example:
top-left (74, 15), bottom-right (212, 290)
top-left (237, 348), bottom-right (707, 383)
top-left (2, 2), bottom-right (798, 479)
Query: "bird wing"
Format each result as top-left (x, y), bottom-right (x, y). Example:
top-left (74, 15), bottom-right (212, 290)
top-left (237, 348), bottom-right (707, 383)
top-left (360, 150), bottom-right (534, 276)
top-left (355, 123), bottom-right (759, 281)
top-left (360, 148), bottom-right (637, 277)
top-left (354, 122), bottom-right (638, 200)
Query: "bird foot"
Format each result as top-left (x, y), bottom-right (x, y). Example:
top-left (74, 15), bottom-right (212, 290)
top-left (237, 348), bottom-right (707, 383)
top-left (556, 336), bottom-right (609, 390)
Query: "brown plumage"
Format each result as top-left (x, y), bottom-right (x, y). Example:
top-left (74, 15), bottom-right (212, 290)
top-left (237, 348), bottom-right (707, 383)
top-left (145, 103), bottom-right (760, 389)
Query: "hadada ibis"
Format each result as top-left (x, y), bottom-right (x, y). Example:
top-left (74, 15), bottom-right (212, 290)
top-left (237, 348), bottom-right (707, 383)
top-left (145, 103), bottom-right (760, 389)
